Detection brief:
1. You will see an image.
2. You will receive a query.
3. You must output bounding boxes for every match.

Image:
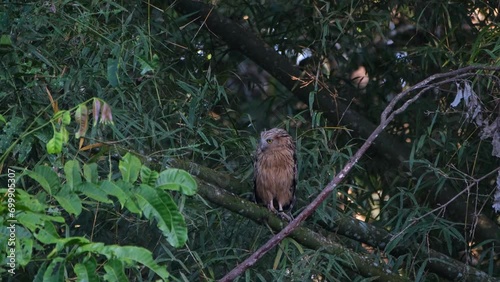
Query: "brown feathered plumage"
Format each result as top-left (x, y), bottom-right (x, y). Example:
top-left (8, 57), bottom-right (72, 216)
top-left (254, 128), bottom-right (297, 220)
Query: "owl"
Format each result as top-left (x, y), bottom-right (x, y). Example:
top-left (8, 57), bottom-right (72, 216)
top-left (254, 128), bottom-right (297, 221)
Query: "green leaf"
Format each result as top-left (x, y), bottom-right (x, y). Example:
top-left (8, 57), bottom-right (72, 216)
top-left (33, 221), bottom-right (60, 244)
top-left (64, 160), bottom-right (82, 191)
top-left (77, 182), bottom-right (112, 203)
top-left (77, 243), bottom-right (169, 280)
top-left (54, 188), bottom-right (82, 216)
top-left (43, 257), bottom-right (64, 282)
top-left (101, 180), bottom-right (140, 214)
top-left (62, 110), bottom-right (71, 125)
top-left (137, 54), bottom-right (159, 75)
top-left (83, 163), bottom-right (98, 183)
top-left (14, 188), bottom-right (45, 212)
top-left (155, 169), bottom-right (197, 196)
top-left (33, 261), bottom-right (47, 282)
top-left (136, 184), bottom-right (187, 247)
top-left (0, 34), bottom-right (13, 46)
top-left (74, 259), bottom-right (99, 282)
top-left (17, 235), bottom-right (33, 267)
top-left (23, 166), bottom-right (61, 195)
top-left (61, 126), bottom-right (69, 143)
top-left (107, 58), bottom-right (119, 87)
top-left (49, 237), bottom-right (91, 259)
top-left (103, 259), bottom-right (127, 281)
top-left (119, 153), bottom-right (141, 183)
top-left (46, 130), bottom-right (63, 154)
top-left (17, 211), bottom-right (65, 232)
top-left (140, 165), bottom-right (159, 186)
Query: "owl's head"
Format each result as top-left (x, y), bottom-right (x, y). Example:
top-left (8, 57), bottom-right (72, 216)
top-left (259, 128), bottom-right (293, 151)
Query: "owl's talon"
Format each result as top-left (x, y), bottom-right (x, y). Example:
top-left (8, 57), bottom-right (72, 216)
top-left (277, 211), bottom-right (292, 222)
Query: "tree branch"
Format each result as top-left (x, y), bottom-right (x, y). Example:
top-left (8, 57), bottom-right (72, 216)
top-left (168, 159), bottom-right (498, 282)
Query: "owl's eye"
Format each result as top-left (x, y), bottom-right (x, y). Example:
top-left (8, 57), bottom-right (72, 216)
top-left (266, 139), bottom-right (273, 144)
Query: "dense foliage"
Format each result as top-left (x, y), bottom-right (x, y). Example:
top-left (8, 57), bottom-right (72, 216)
top-left (1, 0), bottom-right (499, 281)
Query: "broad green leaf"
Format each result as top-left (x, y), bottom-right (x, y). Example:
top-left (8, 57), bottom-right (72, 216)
top-left (54, 188), bottom-right (82, 216)
top-left (33, 221), bottom-right (60, 244)
top-left (46, 130), bottom-right (63, 154)
top-left (17, 235), bottom-right (33, 267)
top-left (119, 153), bottom-right (141, 183)
top-left (83, 163), bottom-right (98, 183)
top-left (43, 257), bottom-right (64, 282)
top-left (140, 165), bottom-right (158, 186)
top-left (74, 258), bottom-right (98, 282)
top-left (17, 211), bottom-right (65, 232)
top-left (136, 184), bottom-right (187, 247)
top-left (23, 166), bottom-right (61, 195)
top-left (155, 169), bottom-right (197, 196)
top-left (49, 237), bottom-right (91, 259)
top-left (77, 182), bottom-right (112, 203)
top-left (77, 243), bottom-right (169, 280)
top-left (103, 259), bottom-right (127, 282)
top-left (64, 160), bottom-right (82, 191)
top-left (101, 180), bottom-right (140, 214)
top-left (15, 189), bottom-right (46, 212)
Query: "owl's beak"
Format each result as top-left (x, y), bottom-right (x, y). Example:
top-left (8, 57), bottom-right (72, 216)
top-left (259, 140), bottom-right (268, 151)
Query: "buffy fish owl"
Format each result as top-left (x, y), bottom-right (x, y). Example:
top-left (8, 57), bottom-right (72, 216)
top-left (254, 128), bottom-right (297, 221)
